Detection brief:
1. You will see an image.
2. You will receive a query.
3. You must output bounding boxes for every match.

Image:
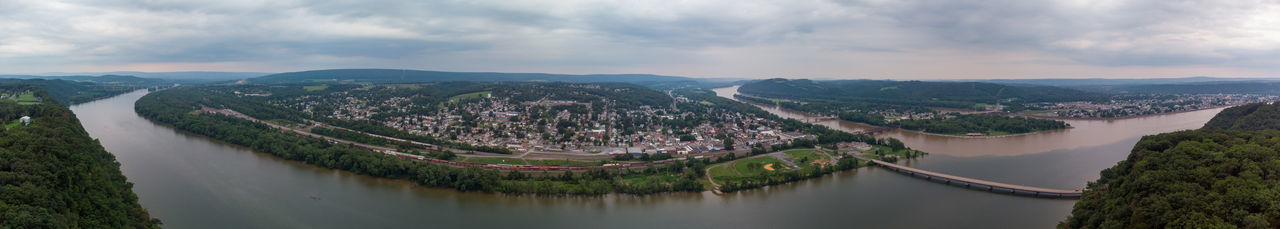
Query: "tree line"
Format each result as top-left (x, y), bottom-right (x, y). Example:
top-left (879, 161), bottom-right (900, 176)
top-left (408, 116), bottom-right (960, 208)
top-left (894, 114), bottom-right (1070, 135)
top-left (1063, 102), bottom-right (1280, 228)
top-left (0, 88), bottom-right (158, 228)
top-left (135, 87), bottom-right (707, 196)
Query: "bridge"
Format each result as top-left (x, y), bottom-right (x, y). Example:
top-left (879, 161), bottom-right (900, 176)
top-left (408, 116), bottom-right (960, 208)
top-left (852, 155), bottom-right (1083, 198)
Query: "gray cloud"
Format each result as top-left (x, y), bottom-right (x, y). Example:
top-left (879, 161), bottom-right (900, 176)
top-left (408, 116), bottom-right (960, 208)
top-left (0, 0), bottom-right (1277, 77)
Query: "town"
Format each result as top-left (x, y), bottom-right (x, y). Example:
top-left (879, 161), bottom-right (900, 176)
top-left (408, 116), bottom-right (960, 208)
top-left (1020, 94), bottom-right (1278, 119)
top-left (269, 83), bottom-right (817, 156)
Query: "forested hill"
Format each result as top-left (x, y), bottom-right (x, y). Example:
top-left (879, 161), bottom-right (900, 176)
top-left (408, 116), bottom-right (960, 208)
top-left (0, 79), bottom-right (150, 105)
top-left (1202, 102), bottom-right (1280, 130)
top-left (737, 78), bottom-right (1099, 108)
top-left (247, 69), bottom-right (735, 89)
top-left (0, 87), bottom-right (158, 227)
top-left (1062, 102), bottom-right (1280, 228)
top-left (0, 75), bottom-right (164, 85)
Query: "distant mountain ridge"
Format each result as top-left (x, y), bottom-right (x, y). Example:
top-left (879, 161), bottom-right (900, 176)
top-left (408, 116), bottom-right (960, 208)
top-left (29, 71), bottom-right (270, 81)
top-left (247, 69), bottom-right (741, 89)
top-left (0, 74), bottom-right (164, 84)
top-left (964, 76), bottom-right (1280, 87)
top-left (737, 78), bottom-right (1099, 108)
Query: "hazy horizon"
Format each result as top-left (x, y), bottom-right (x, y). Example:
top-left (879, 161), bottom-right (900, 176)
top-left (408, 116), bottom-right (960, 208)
top-left (7, 68), bottom-right (1280, 81)
top-left (2, 1), bottom-right (1277, 79)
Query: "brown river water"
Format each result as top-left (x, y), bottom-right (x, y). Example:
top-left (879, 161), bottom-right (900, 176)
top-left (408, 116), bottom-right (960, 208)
top-left (70, 88), bottom-right (1221, 228)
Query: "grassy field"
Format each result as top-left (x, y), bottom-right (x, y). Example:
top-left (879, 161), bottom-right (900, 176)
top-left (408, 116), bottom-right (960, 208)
top-left (450, 91), bottom-right (491, 101)
top-left (527, 159), bottom-right (602, 167)
top-left (708, 156), bottom-right (788, 180)
top-left (729, 156), bottom-right (786, 177)
top-left (783, 149), bottom-right (829, 168)
top-left (708, 164), bottom-right (738, 178)
top-left (461, 157), bottom-right (526, 165)
top-left (13, 92), bottom-right (39, 105)
top-left (303, 85), bottom-right (329, 91)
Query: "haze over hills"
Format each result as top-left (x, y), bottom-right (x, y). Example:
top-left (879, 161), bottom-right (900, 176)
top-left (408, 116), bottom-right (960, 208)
top-left (27, 71), bottom-right (270, 81)
top-left (738, 78), bottom-right (1100, 108)
top-left (247, 69), bottom-right (745, 89)
top-left (9, 68), bottom-right (1280, 96)
top-left (0, 75), bottom-right (166, 85)
top-left (963, 77), bottom-right (1280, 87)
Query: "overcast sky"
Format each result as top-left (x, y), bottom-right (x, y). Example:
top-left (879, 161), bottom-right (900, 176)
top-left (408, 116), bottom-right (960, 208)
top-left (1, 0), bottom-right (1278, 79)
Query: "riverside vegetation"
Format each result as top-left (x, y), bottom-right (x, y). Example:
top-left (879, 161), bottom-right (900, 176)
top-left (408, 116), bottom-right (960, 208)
top-left (1062, 102), bottom-right (1280, 228)
top-left (735, 79), bottom-right (1074, 136)
top-left (0, 86), bottom-right (158, 228)
top-left (135, 82), bottom-right (919, 196)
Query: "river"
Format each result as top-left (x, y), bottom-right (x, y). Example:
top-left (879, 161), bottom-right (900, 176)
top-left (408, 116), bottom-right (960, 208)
top-left (71, 89), bottom-right (1221, 228)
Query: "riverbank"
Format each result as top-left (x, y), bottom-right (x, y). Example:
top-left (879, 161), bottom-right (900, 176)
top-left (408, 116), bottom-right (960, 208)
top-left (1005, 103), bottom-right (1245, 121)
top-left (134, 85), bottom-right (933, 196)
top-left (80, 87), bottom-right (1161, 228)
top-left (731, 95), bottom-right (1069, 139)
top-left (901, 126), bottom-right (1075, 139)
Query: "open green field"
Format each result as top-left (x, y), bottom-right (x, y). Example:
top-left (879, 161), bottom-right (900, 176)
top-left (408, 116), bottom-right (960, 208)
top-left (527, 159), bottom-right (602, 167)
top-left (4, 119), bottom-right (21, 129)
top-left (303, 85), bottom-right (329, 91)
top-left (450, 91), bottom-right (491, 101)
top-left (729, 156), bottom-right (787, 177)
top-left (13, 92), bottom-right (40, 105)
top-left (461, 157), bottom-right (526, 165)
top-left (783, 149), bottom-right (829, 168)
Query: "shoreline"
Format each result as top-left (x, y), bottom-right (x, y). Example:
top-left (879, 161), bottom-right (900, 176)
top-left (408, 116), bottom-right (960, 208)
top-left (731, 92), bottom-right (1240, 138)
top-left (1006, 104), bottom-right (1240, 121)
top-left (895, 126), bottom-right (1074, 139)
top-left (731, 96), bottom-right (1068, 139)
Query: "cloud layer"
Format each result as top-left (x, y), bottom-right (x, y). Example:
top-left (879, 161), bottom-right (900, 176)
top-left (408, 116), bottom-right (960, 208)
top-left (1, 0), bottom-right (1277, 78)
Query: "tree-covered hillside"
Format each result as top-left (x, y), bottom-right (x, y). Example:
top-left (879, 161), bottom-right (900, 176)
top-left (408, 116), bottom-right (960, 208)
top-left (0, 88), bottom-right (158, 227)
top-left (0, 79), bottom-right (151, 105)
top-left (1202, 102), bottom-right (1280, 130)
top-left (1062, 103), bottom-right (1280, 228)
top-left (895, 114), bottom-right (1069, 136)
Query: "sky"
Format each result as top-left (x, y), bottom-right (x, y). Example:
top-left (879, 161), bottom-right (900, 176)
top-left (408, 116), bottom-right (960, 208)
top-left (1, 0), bottom-right (1278, 79)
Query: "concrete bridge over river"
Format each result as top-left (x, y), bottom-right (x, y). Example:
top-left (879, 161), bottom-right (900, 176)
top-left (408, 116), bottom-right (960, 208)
top-left (852, 155), bottom-right (1083, 198)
